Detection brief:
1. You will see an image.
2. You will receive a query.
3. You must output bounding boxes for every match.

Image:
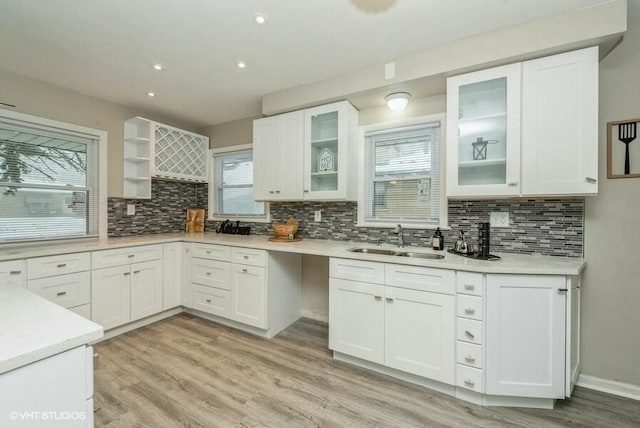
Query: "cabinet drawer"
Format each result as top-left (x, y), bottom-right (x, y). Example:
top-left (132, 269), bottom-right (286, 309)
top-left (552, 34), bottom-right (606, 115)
top-left (27, 252), bottom-right (90, 279)
top-left (457, 318), bottom-right (483, 345)
top-left (191, 243), bottom-right (231, 262)
top-left (92, 245), bottom-right (162, 269)
top-left (456, 364), bottom-right (484, 392)
top-left (191, 258), bottom-right (231, 290)
top-left (192, 284), bottom-right (231, 318)
top-left (456, 341), bottom-right (483, 369)
top-left (28, 271), bottom-right (91, 309)
top-left (456, 295), bottom-right (483, 320)
top-left (385, 264), bottom-right (455, 295)
top-left (457, 271), bottom-right (484, 296)
top-left (69, 303), bottom-right (92, 320)
top-left (0, 260), bottom-right (26, 287)
top-left (330, 258), bottom-right (385, 284)
top-left (231, 247), bottom-right (266, 267)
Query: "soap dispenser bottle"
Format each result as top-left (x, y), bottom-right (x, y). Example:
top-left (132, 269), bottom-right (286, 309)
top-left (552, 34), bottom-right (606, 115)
top-left (432, 227), bottom-right (444, 251)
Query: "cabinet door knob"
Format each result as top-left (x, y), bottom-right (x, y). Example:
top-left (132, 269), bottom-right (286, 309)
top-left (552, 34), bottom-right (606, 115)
top-left (123, 272), bottom-right (131, 276)
top-left (465, 330), bottom-right (475, 339)
top-left (57, 263), bottom-right (67, 268)
top-left (464, 284), bottom-right (475, 291)
top-left (206, 250), bottom-right (211, 254)
top-left (56, 291), bottom-right (67, 297)
top-left (374, 295), bottom-right (382, 300)
top-left (9, 270), bottom-right (21, 275)
top-left (464, 308), bottom-right (475, 315)
top-left (464, 379), bottom-right (475, 387)
top-left (206, 272), bottom-right (212, 276)
top-left (128, 254), bottom-right (135, 258)
top-left (242, 268), bottom-right (248, 273)
top-left (465, 356), bottom-right (476, 363)
top-left (585, 177), bottom-right (597, 184)
top-left (133, 270), bottom-right (140, 274)
top-left (508, 182), bottom-right (518, 187)
top-left (243, 255), bottom-right (249, 259)
top-left (385, 297), bottom-right (394, 303)
top-left (206, 298), bottom-right (211, 303)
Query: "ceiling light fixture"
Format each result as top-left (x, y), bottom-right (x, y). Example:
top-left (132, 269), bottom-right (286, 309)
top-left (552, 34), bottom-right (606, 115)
top-left (385, 92), bottom-right (411, 112)
top-left (153, 64), bottom-right (164, 71)
top-left (254, 13), bottom-right (267, 25)
top-left (237, 61), bottom-right (246, 69)
top-left (147, 91), bottom-right (156, 97)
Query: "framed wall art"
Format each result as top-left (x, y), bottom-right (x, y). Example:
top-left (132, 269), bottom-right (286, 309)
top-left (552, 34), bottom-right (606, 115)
top-left (607, 118), bottom-right (640, 179)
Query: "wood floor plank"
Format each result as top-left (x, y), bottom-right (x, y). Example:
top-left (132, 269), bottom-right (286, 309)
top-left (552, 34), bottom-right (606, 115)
top-left (93, 314), bottom-right (640, 428)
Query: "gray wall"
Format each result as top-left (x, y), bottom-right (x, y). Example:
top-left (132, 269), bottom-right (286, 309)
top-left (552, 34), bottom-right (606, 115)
top-left (0, 68), bottom-right (199, 198)
top-left (582, 0), bottom-right (640, 386)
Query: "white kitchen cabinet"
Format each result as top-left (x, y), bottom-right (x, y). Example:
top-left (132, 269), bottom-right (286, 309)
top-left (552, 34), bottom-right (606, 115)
top-left (163, 242), bottom-right (182, 310)
top-left (447, 63), bottom-right (522, 198)
top-left (253, 111), bottom-right (304, 201)
top-left (28, 271), bottom-right (91, 311)
top-left (303, 101), bottom-right (358, 200)
top-left (521, 47), bottom-right (598, 195)
top-left (0, 260), bottom-right (25, 287)
top-left (91, 246), bottom-right (163, 330)
top-left (485, 274), bottom-right (566, 398)
top-left (329, 278), bottom-right (385, 364)
top-left (446, 47), bottom-right (598, 198)
top-left (123, 117), bottom-right (209, 199)
top-left (253, 101), bottom-right (358, 202)
top-left (230, 264), bottom-right (266, 329)
top-left (329, 258), bottom-right (455, 383)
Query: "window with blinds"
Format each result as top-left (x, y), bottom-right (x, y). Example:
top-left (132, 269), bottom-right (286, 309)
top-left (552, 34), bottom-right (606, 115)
top-left (362, 121), bottom-right (442, 226)
top-left (212, 149), bottom-right (266, 218)
top-left (0, 117), bottom-right (100, 243)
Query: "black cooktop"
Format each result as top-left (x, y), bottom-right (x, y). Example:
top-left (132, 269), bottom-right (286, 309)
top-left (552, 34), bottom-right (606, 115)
top-left (447, 249), bottom-right (501, 261)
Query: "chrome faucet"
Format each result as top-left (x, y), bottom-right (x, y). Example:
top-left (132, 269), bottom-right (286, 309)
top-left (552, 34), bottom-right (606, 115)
top-left (394, 224), bottom-right (404, 248)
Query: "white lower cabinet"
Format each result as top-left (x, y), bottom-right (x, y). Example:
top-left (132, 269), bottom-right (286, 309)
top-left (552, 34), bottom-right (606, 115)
top-left (329, 258), bottom-right (455, 384)
top-left (91, 246), bottom-right (163, 330)
top-left (162, 242), bottom-right (183, 310)
top-left (230, 264), bottom-right (266, 329)
top-left (485, 274), bottom-right (566, 399)
top-left (0, 260), bottom-right (26, 287)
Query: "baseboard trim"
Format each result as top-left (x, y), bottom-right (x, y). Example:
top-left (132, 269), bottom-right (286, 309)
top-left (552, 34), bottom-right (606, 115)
top-left (94, 307), bottom-right (183, 342)
top-left (300, 309), bottom-right (328, 323)
top-left (577, 374), bottom-right (640, 401)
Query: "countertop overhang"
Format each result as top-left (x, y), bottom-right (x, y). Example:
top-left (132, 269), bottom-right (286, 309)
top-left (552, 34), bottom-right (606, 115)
top-left (0, 233), bottom-right (585, 276)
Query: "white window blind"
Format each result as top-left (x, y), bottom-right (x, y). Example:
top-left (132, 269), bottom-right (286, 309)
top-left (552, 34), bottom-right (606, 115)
top-left (363, 122), bottom-right (441, 226)
top-left (213, 150), bottom-right (265, 217)
top-left (0, 118), bottom-right (100, 243)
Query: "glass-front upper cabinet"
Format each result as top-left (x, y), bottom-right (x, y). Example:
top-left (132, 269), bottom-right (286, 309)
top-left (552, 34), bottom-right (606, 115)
top-left (303, 101), bottom-right (358, 201)
top-left (446, 63), bottom-right (522, 198)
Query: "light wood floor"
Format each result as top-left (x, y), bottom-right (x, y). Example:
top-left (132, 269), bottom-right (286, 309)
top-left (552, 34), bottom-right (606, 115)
top-left (94, 314), bottom-right (640, 427)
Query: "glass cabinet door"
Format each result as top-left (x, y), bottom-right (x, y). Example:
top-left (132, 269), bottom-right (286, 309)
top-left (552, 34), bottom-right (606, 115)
top-left (446, 63), bottom-right (521, 197)
top-left (309, 110), bottom-right (339, 193)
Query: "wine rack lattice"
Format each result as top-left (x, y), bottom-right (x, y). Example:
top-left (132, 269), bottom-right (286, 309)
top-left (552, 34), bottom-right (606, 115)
top-left (154, 125), bottom-right (208, 182)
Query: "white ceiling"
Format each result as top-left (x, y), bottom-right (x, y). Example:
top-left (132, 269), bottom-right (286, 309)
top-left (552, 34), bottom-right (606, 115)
top-left (0, 0), bottom-right (607, 127)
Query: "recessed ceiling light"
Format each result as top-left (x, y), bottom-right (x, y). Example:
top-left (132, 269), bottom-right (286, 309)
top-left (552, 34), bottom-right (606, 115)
top-left (147, 91), bottom-right (156, 97)
top-left (153, 64), bottom-right (163, 71)
top-left (254, 13), bottom-right (267, 25)
top-left (237, 61), bottom-right (246, 69)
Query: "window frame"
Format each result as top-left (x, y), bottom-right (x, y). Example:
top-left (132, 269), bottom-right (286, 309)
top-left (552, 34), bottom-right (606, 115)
top-left (357, 114), bottom-right (448, 230)
top-left (0, 109), bottom-right (108, 245)
top-left (208, 144), bottom-right (270, 223)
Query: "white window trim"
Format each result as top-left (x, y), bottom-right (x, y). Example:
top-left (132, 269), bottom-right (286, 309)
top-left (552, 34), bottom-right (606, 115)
top-left (0, 109), bottom-right (108, 242)
top-left (357, 113), bottom-right (448, 230)
top-left (208, 144), bottom-right (270, 223)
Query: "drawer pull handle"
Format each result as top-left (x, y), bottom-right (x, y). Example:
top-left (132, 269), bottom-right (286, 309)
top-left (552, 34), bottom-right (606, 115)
top-left (128, 254), bottom-right (135, 258)
top-left (585, 177), bottom-right (597, 184)
top-left (242, 268), bottom-right (248, 273)
top-left (464, 284), bottom-right (475, 291)
top-left (374, 295), bottom-right (382, 300)
top-left (56, 291), bottom-right (67, 297)
top-left (464, 308), bottom-right (475, 315)
top-left (123, 272), bottom-right (131, 276)
top-left (206, 298), bottom-right (211, 303)
top-left (57, 263), bottom-right (67, 268)
top-left (465, 356), bottom-right (476, 363)
top-left (206, 250), bottom-right (212, 254)
top-left (464, 379), bottom-right (475, 387)
top-left (206, 272), bottom-right (212, 276)
top-left (9, 270), bottom-right (22, 275)
top-left (558, 288), bottom-right (568, 292)
top-left (304, 190), bottom-right (309, 193)
top-left (508, 182), bottom-right (518, 187)
top-left (243, 255), bottom-right (249, 259)
top-left (385, 297), bottom-right (394, 303)
top-left (275, 190), bottom-right (281, 194)
top-left (133, 270), bottom-right (140, 274)
top-left (465, 330), bottom-right (475, 339)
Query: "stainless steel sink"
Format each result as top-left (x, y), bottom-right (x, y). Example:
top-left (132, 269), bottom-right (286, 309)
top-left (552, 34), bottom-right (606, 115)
top-left (395, 252), bottom-right (445, 260)
top-left (348, 248), bottom-right (444, 259)
top-left (348, 248), bottom-right (398, 256)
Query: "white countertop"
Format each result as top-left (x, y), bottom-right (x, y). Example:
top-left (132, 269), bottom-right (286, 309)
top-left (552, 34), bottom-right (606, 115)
top-left (0, 285), bottom-right (104, 375)
top-left (0, 233), bottom-right (585, 275)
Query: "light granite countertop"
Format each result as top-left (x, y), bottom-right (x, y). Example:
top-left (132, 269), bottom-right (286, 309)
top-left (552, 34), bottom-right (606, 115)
top-left (0, 233), bottom-right (585, 275)
top-left (0, 285), bottom-right (104, 375)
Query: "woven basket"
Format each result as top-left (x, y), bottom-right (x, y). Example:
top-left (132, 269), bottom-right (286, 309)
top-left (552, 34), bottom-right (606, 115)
top-left (272, 218), bottom-right (299, 238)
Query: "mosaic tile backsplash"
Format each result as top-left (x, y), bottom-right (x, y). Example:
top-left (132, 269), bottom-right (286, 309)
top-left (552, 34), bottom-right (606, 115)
top-left (108, 180), bottom-right (584, 257)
